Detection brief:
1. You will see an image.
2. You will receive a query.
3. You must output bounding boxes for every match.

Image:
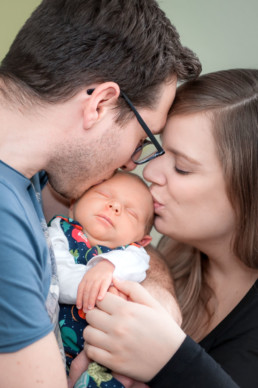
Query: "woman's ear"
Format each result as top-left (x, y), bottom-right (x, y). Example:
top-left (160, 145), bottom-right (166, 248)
top-left (83, 82), bottom-right (120, 129)
top-left (137, 235), bottom-right (152, 247)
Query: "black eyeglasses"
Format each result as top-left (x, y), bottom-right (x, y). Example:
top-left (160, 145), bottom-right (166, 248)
top-left (87, 88), bottom-right (165, 164)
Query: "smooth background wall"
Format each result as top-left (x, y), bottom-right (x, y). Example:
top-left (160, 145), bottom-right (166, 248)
top-left (158, 0), bottom-right (258, 73)
top-left (1, 0), bottom-right (257, 245)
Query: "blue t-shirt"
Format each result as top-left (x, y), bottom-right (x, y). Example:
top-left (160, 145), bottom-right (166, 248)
top-left (0, 161), bottom-right (54, 352)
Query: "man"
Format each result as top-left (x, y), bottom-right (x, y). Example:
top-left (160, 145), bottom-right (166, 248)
top-left (0, 0), bottom-right (201, 387)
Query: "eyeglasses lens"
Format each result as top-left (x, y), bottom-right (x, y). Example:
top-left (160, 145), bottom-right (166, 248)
top-left (132, 141), bottom-right (158, 163)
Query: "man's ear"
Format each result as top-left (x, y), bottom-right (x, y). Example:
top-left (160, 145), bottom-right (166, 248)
top-left (137, 235), bottom-right (152, 247)
top-left (83, 82), bottom-right (120, 129)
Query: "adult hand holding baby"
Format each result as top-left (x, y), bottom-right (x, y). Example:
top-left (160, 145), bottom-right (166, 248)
top-left (84, 279), bottom-right (186, 382)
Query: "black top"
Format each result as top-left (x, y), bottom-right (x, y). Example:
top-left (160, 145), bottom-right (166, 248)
top-left (149, 280), bottom-right (258, 388)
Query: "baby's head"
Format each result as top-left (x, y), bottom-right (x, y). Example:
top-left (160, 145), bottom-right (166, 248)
top-left (69, 171), bottom-right (154, 249)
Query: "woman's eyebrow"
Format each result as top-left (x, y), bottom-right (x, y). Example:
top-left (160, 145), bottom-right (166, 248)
top-left (169, 147), bottom-right (202, 166)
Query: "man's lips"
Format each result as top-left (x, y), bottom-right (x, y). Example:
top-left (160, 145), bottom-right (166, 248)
top-left (96, 214), bottom-right (114, 227)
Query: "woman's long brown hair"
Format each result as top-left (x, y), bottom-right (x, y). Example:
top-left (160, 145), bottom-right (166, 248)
top-left (158, 69), bottom-right (258, 340)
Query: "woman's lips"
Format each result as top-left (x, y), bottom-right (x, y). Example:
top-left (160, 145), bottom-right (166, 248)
top-left (154, 201), bottom-right (162, 209)
top-left (151, 193), bottom-right (164, 212)
top-left (153, 201), bottom-right (164, 212)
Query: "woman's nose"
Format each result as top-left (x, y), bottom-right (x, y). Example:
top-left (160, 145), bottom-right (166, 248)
top-left (107, 200), bottom-right (121, 214)
top-left (143, 156), bottom-right (166, 186)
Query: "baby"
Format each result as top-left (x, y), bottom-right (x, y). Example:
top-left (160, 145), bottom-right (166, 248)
top-left (48, 171), bottom-right (154, 387)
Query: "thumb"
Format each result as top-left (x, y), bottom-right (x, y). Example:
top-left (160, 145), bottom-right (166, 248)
top-left (112, 278), bottom-right (162, 310)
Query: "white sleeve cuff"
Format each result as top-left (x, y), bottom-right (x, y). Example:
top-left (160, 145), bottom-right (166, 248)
top-left (86, 245), bottom-right (150, 283)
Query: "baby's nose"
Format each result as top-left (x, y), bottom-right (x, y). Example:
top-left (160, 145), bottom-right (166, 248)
top-left (108, 201), bottom-right (121, 214)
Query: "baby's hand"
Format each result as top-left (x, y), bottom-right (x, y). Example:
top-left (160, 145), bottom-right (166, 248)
top-left (76, 260), bottom-right (115, 312)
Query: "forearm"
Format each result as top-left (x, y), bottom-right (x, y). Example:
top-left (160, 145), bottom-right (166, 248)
top-left (149, 336), bottom-right (239, 388)
top-left (0, 332), bottom-right (68, 388)
top-left (143, 245), bottom-right (175, 293)
top-left (142, 245), bottom-right (181, 322)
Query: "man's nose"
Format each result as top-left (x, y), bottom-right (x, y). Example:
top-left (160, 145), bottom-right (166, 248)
top-left (107, 200), bottom-right (121, 214)
top-left (120, 159), bottom-right (137, 172)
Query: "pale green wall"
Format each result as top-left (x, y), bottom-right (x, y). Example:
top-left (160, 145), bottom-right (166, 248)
top-left (0, 1), bottom-right (41, 61)
top-left (158, 0), bottom-right (258, 73)
top-left (1, 0), bottom-right (257, 245)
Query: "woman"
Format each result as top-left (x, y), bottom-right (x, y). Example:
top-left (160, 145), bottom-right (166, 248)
top-left (84, 69), bottom-right (258, 388)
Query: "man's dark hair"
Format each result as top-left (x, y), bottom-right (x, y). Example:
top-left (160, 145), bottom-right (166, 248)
top-left (0, 0), bottom-right (201, 118)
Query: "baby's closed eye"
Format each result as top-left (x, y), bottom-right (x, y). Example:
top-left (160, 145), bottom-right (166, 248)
top-left (127, 208), bottom-right (138, 219)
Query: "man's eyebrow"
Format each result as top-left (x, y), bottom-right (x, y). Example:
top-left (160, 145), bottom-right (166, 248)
top-left (169, 147), bottom-right (202, 166)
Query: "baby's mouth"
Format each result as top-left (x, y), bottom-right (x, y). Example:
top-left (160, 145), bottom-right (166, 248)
top-left (96, 214), bottom-right (114, 227)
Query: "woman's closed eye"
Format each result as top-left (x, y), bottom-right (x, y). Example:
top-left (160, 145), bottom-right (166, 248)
top-left (171, 152), bottom-right (196, 175)
top-left (174, 166), bottom-right (190, 175)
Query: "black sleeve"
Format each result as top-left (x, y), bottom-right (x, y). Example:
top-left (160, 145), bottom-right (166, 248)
top-left (149, 336), bottom-right (239, 388)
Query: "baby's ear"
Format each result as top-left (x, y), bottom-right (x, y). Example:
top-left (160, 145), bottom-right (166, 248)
top-left (138, 235), bottom-right (152, 247)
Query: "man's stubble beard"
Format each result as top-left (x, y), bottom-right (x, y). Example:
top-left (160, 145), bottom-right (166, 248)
top-left (47, 132), bottom-right (118, 200)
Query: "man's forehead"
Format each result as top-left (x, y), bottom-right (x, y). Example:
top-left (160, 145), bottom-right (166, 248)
top-left (143, 76), bottom-right (177, 134)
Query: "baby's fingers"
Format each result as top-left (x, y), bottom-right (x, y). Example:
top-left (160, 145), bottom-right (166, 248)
top-left (97, 278), bottom-right (112, 301)
top-left (76, 280), bottom-right (86, 310)
top-left (83, 281), bottom-right (101, 311)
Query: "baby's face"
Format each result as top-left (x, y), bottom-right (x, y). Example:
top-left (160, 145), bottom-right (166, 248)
top-left (70, 173), bottom-right (153, 248)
